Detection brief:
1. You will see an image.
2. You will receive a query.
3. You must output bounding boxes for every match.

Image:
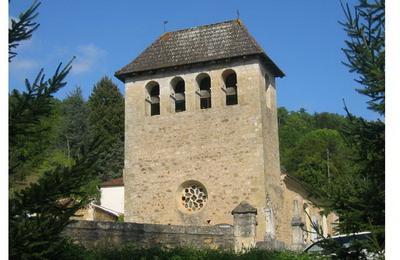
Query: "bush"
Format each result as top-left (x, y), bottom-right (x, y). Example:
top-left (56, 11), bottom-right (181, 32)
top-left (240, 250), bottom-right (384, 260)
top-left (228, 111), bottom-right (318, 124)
top-left (60, 243), bottom-right (316, 260)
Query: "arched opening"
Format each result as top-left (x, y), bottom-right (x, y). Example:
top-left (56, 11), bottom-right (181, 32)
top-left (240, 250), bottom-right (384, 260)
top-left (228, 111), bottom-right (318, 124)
top-left (171, 77), bottom-right (186, 112)
top-left (196, 73), bottom-right (211, 109)
top-left (145, 81), bottom-right (160, 116)
top-left (222, 69), bottom-right (238, 106)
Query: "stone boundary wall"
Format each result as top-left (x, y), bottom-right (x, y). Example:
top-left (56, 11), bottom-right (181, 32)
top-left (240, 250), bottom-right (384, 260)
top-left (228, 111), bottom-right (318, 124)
top-left (63, 220), bottom-right (235, 250)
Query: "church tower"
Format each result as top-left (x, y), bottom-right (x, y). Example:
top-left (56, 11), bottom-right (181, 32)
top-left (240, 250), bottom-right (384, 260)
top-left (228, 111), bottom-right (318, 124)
top-left (115, 20), bottom-right (285, 241)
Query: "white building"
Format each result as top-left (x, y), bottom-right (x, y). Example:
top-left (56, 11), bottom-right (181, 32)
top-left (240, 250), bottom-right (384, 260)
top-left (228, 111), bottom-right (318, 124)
top-left (99, 177), bottom-right (124, 215)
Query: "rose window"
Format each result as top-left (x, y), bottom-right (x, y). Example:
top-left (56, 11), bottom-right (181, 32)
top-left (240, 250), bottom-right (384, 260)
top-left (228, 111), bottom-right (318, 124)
top-left (181, 183), bottom-right (207, 212)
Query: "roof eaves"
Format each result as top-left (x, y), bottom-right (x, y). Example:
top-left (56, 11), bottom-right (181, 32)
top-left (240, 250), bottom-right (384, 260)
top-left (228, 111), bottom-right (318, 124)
top-left (282, 172), bottom-right (321, 204)
top-left (115, 53), bottom-right (265, 82)
top-left (234, 19), bottom-right (285, 78)
top-left (100, 177), bottom-right (124, 187)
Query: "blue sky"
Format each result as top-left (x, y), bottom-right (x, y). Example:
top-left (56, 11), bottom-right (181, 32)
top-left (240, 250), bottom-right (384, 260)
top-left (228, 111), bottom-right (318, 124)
top-left (8, 0), bottom-right (378, 120)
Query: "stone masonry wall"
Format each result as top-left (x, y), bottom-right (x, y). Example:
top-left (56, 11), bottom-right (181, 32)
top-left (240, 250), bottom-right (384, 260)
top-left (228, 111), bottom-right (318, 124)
top-left (277, 176), bottom-right (338, 250)
top-left (258, 64), bottom-right (285, 241)
top-left (63, 220), bottom-right (234, 250)
top-left (123, 58), bottom-right (279, 241)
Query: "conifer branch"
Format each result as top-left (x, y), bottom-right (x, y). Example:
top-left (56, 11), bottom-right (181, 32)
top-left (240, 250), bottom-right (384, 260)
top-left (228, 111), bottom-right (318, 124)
top-left (9, 1), bottom-right (41, 61)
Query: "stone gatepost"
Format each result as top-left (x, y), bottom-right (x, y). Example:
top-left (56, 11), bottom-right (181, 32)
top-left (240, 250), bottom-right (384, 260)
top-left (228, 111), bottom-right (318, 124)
top-left (231, 201), bottom-right (257, 252)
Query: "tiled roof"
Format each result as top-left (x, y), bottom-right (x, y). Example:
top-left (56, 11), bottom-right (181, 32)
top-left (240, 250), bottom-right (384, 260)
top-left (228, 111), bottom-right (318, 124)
top-left (115, 20), bottom-right (284, 81)
top-left (100, 177), bottom-right (124, 187)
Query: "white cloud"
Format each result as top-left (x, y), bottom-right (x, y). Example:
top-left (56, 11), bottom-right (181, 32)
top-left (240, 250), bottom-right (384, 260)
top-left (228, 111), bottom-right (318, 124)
top-left (11, 58), bottom-right (38, 70)
top-left (9, 58), bottom-right (40, 87)
top-left (71, 44), bottom-right (106, 74)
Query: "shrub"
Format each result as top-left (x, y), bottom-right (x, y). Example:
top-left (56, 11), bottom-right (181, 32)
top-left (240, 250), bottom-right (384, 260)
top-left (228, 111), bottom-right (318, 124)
top-left (60, 243), bottom-right (316, 260)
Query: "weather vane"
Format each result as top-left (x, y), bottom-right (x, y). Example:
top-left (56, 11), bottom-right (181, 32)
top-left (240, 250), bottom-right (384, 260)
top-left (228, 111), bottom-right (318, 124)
top-left (163, 20), bottom-right (168, 32)
top-left (236, 9), bottom-right (240, 20)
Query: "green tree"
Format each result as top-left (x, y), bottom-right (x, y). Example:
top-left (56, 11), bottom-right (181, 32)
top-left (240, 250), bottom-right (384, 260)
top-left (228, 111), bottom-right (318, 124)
top-left (278, 107), bottom-right (315, 170)
top-left (313, 112), bottom-right (349, 131)
top-left (9, 1), bottom-right (40, 61)
top-left (9, 143), bottom-right (101, 259)
top-left (309, 0), bottom-right (385, 255)
top-left (341, 0), bottom-right (385, 115)
top-left (9, 2), bottom-right (101, 258)
top-left (9, 60), bottom-right (73, 183)
top-left (286, 129), bottom-right (356, 192)
top-left (59, 86), bottom-right (90, 159)
top-left (328, 114), bottom-right (384, 235)
top-left (278, 107), bottom-right (352, 172)
top-left (9, 3), bottom-right (73, 180)
top-left (87, 76), bottom-right (124, 181)
top-left (9, 97), bottom-right (72, 193)
top-left (339, 0), bottom-right (384, 245)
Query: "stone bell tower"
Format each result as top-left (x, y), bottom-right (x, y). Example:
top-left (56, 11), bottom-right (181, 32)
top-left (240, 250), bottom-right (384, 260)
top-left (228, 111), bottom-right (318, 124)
top-left (115, 19), bottom-right (285, 241)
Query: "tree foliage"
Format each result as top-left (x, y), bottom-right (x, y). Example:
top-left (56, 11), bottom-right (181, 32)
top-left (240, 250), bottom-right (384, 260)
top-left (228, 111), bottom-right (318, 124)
top-left (278, 108), bottom-right (352, 175)
top-left (9, 61), bottom-right (74, 182)
top-left (287, 129), bottom-right (356, 191)
top-left (336, 0), bottom-right (384, 250)
top-left (278, 106), bottom-right (384, 254)
top-left (296, 0), bottom-right (385, 255)
top-left (9, 141), bottom-right (101, 259)
top-left (278, 108), bottom-right (314, 170)
top-left (340, 0), bottom-right (385, 115)
top-left (8, 1), bottom-right (40, 61)
top-left (9, 2), bottom-right (101, 258)
top-left (59, 86), bottom-right (90, 160)
top-left (87, 76), bottom-right (124, 181)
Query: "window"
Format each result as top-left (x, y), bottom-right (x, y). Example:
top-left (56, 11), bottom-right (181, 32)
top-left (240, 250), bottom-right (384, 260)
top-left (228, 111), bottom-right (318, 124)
top-left (196, 73), bottom-right (211, 109)
top-left (179, 181), bottom-right (208, 213)
top-left (171, 77), bottom-right (186, 112)
top-left (145, 81), bottom-right (160, 116)
top-left (222, 69), bottom-right (238, 106)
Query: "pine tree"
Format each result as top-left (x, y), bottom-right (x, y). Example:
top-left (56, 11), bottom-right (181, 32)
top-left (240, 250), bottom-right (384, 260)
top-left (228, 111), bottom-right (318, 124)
top-left (8, 0), bottom-right (74, 181)
top-left (9, 141), bottom-right (101, 259)
top-left (340, 0), bottom-right (385, 115)
top-left (307, 0), bottom-right (385, 255)
top-left (9, 1), bottom-right (40, 61)
top-left (87, 76), bottom-right (124, 181)
top-left (59, 86), bottom-right (90, 159)
top-left (9, 96), bottom-right (69, 192)
top-left (9, 1), bottom-right (101, 258)
top-left (9, 58), bottom-right (74, 182)
top-left (338, 0), bottom-right (384, 248)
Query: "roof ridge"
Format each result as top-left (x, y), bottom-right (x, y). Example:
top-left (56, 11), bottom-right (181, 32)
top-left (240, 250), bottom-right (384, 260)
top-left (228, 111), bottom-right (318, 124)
top-left (235, 20), bottom-right (264, 53)
top-left (164, 19), bottom-right (240, 34)
top-left (115, 19), bottom-right (285, 80)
